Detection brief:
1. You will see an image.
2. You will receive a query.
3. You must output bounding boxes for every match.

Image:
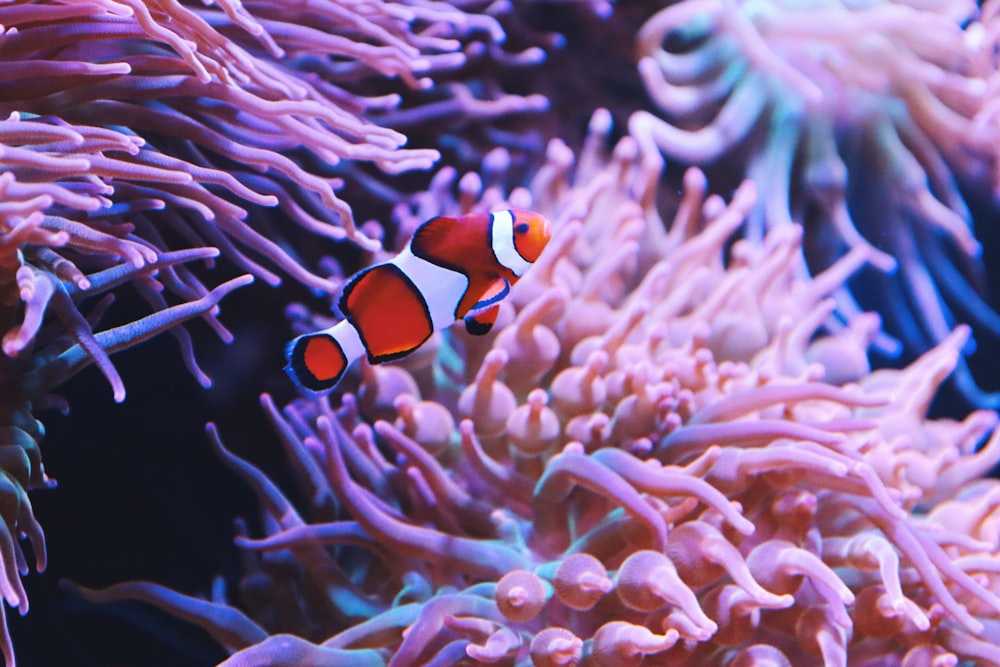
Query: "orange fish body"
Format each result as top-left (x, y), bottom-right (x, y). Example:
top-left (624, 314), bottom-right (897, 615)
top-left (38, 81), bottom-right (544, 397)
top-left (286, 209), bottom-right (551, 394)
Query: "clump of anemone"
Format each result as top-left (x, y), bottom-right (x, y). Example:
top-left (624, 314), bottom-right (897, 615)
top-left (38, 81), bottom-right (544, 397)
top-left (0, 108), bottom-right (255, 666)
top-left (629, 0), bottom-right (1000, 407)
top-left (0, 0), bottom-right (553, 266)
top-left (70, 112), bottom-right (1000, 666)
top-left (0, 1), bottom-right (562, 664)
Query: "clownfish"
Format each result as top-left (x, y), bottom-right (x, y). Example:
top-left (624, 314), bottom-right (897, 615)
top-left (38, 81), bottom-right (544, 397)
top-left (285, 209), bottom-right (552, 394)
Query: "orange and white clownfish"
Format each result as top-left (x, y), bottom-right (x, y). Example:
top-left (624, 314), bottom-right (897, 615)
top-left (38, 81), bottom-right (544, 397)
top-left (285, 209), bottom-right (552, 394)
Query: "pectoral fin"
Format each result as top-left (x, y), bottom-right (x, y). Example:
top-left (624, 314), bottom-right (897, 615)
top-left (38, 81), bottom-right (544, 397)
top-left (470, 278), bottom-right (510, 313)
top-left (464, 303), bottom-right (499, 336)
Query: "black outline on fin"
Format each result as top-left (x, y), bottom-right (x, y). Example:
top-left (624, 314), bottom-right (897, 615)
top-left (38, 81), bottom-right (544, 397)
top-left (464, 313), bottom-right (495, 336)
top-left (285, 333), bottom-right (348, 395)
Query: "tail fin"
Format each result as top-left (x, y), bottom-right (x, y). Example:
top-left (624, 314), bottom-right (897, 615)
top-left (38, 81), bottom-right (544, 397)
top-left (285, 331), bottom-right (349, 394)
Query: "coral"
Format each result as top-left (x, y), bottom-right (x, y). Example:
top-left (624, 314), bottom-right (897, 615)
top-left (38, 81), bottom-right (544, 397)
top-left (630, 0), bottom-right (1000, 406)
top-left (72, 113), bottom-right (1000, 665)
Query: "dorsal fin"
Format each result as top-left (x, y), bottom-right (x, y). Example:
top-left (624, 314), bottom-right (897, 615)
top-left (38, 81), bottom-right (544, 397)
top-left (410, 213), bottom-right (492, 277)
top-left (410, 216), bottom-right (458, 261)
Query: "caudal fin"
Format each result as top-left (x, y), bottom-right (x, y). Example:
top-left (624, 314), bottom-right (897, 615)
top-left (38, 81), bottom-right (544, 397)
top-left (285, 332), bottom-right (349, 394)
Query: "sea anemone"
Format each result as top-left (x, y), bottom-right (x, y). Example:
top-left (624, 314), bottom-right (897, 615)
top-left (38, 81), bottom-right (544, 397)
top-left (71, 112), bottom-right (1000, 665)
top-left (0, 1), bottom-right (559, 662)
top-left (0, 108), bottom-right (254, 667)
top-left (629, 0), bottom-right (1000, 407)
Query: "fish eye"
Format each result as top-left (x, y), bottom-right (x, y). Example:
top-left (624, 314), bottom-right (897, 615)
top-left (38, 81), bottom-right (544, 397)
top-left (514, 222), bottom-right (530, 234)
